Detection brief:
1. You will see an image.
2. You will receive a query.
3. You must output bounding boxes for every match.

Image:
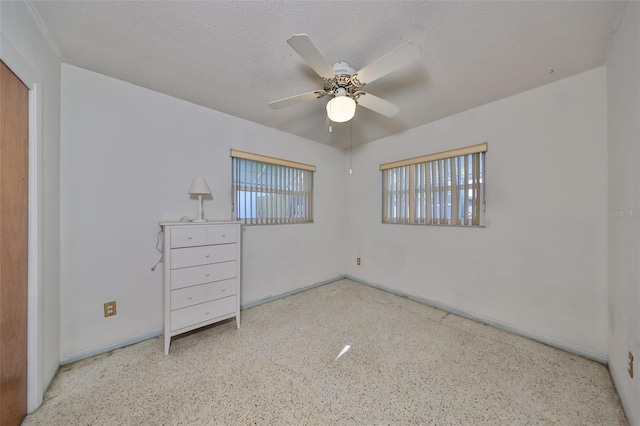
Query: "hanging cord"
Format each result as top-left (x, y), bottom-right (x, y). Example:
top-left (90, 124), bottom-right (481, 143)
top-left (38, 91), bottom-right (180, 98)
top-left (349, 120), bottom-right (353, 174)
top-left (151, 228), bottom-right (164, 271)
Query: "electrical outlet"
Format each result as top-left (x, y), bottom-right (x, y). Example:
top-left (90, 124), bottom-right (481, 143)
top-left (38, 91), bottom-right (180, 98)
top-left (357, 257), bottom-right (361, 266)
top-left (629, 351), bottom-right (634, 378)
top-left (104, 301), bottom-right (117, 317)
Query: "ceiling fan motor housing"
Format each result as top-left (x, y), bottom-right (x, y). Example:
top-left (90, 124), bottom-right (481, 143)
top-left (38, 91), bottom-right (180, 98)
top-left (324, 61), bottom-right (363, 100)
top-left (332, 61), bottom-right (356, 76)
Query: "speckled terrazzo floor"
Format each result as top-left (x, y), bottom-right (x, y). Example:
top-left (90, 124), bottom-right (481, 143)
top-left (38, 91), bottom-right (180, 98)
top-left (23, 279), bottom-right (627, 425)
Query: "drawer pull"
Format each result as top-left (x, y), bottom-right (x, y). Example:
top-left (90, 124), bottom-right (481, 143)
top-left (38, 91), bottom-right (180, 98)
top-left (205, 273), bottom-right (210, 277)
top-left (205, 254), bottom-right (210, 258)
top-left (188, 296), bottom-right (192, 300)
top-left (221, 288), bottom-right (226, 292)
top-left (188, 236), bottom-right (192, 240)
top-left (222, 234), bottom-right (226, 237)
top-left (205, 311), bottom-right (210, 315)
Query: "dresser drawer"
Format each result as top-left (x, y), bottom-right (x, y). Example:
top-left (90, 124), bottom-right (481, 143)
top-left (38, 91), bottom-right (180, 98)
top-left (170, 295), bottom-right (236, 332)
top-left (171, 227), bottom-right (207, 248)
top-left (207, 225), bottom-right (237, 244)
top-left (170, 261), bottom-right (237, 290)
top-left (171, 243), bottom-right (237, 269)
top-left (170, 278), bottom-right (237, 310)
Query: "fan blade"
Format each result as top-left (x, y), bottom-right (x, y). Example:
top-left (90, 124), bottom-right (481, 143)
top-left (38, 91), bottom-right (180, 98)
top-left (356, 41), bottom-right (420, 85)
top-left (356, 92), bottom-right (400, 117)
top-left (269, 91), bottom-right (325, 109)
top-left (287, 34), bottom-right (336, 79)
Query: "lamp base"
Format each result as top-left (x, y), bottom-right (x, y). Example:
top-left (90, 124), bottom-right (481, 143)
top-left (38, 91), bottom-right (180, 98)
top-left (191, 219), bottom-right (208, 223)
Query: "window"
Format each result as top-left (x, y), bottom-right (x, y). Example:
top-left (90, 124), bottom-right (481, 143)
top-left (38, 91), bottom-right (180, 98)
top-left (231, 150), bottom-right (315, 225)
top-left (381, 143), bottom-right (487, 226)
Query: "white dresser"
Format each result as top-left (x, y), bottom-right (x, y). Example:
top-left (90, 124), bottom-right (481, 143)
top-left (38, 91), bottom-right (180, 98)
top-left (160, 221), bottom-right (241, 354)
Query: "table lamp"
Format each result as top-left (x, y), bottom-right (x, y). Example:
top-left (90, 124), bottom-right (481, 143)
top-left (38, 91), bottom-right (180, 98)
top-left (188, 178), bottom-right (212, 223)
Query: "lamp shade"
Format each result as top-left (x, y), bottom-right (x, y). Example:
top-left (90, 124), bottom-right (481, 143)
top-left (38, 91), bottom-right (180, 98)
top-left (326, 89), bottom-right (356, 123)
top-left (188, 178), bottom-right (211, 195)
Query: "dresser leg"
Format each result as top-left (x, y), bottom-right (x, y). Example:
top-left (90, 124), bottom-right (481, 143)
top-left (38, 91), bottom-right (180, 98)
top-left (164, 335), bottom-right (170, 355)
top-left (236, 314), bottom-right (240, 329)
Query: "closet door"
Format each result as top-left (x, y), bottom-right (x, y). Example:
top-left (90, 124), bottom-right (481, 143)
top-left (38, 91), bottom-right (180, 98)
top-left (0, 60), bottom-right (29, 426)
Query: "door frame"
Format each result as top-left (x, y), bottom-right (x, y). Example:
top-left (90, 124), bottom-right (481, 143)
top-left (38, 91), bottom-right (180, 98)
top-left (0, 33), bottom-right (45, 412)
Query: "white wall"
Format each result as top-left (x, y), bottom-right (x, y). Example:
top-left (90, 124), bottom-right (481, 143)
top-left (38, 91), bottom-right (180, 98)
top-left (0, 0), bottom-right (61, 411)
top-left (607, 2), bottom-right (640, 424)
top-left (346, 68), bottom-right (608, 360)
top-left (59, 64), bottom-right (345, 362)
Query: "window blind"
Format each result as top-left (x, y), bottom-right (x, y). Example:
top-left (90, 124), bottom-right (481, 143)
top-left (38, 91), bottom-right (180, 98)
top-left (381, 144), bottom-right (486, 226)
top-left (231, 150), bottom-right (314, 225)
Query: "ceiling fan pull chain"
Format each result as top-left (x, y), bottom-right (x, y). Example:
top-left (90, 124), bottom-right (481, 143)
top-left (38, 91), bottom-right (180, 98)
top-left (349, 121), bottom-right (353, 174)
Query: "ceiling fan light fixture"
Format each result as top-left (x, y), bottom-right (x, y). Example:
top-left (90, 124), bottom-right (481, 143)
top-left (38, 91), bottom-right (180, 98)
top-left (326, 89), bottom-right (356, 123)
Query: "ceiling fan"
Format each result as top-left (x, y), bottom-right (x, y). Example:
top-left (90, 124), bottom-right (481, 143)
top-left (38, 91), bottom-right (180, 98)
top-left (269, 34), bottom-right (420, 123)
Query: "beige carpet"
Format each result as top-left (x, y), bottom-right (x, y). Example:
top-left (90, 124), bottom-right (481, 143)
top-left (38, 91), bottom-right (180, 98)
top-left (23, 279), bottom-right (627, 425)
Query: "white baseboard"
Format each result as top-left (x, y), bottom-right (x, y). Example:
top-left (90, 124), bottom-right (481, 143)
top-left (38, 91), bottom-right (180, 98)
top-left (241, 275), bottom-right (346, 310)
top-left (58, 276), bottom-right (347, 365)
top-left (59, 275), bottom-right (608, 367)
top-left (60, 328), bottom-right (163, 365)
top-left (345, 275), bottom-right (608, 364)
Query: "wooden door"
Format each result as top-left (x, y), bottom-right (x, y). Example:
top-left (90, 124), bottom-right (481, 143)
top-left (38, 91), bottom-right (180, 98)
top-left (0, 60), bottom-right (29, 425)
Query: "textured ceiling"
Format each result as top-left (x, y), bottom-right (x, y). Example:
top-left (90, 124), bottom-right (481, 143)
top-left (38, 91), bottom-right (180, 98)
top-left (30, 1), bottom-right (626, 149)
